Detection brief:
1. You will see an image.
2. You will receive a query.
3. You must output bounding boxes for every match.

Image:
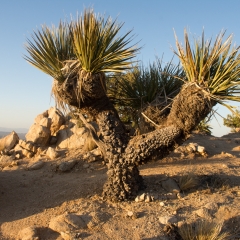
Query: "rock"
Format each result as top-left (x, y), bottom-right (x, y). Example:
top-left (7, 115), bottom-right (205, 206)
top-left (48, 107), bottom-right (65, 135)
top-left (0, 131), bottom-right (19, 151)
top-left (158, 215), bottom-right (178, 225)
top-left (18, 226), bottom-right (39, 240)
top-left (34, 110), bottom-right (48, 124)
top-left (91, 148), bottom-right (102, 157)
top-left (161, 178), bottom-right (180, 193)
top-left (14, 143), bottom-right (24, 153)
top-left (145, 193), bottom-right (152, 202)
top-left (135, 193), bottom-right (153, 202)
top-left (188, 142), bottom-right (198, 152)
top-left (56, 119), bottom-right (97, 150)
top-left (139, 193), bottom-right (146, 201)
top-left (160, 202), bottom-right (165, 207)
top-left (0, 155), bottom-right (15, 167)
top-left (135, 196), bottom-right (140, 202)
top-left (15, 153), bottom-right (22, 159)
top-left (60, 232), bottom-right (72, 240)
top-left (22, 149), bottom-right (34, 158)
top-left (83, 163), bottom-right (90, 169)
top-left (39, 117), bottom-right (51, 128)
top-left (49, 213), bottom-right (86, 233)
top-left (25, 124), bottom-right (51, 146)
top-left (126, 211), bottom-right (138, 219)
top-left (186, 145), bottom-right (195, 153)
top-left (58, 160), bottom-right (77, 172)
top-left (27, 160), bottom-right (44, 170)
top-left (223, 152), bottom-right (234, 158)
top-left (195, 207), bottom-right (212, 219)
top-left (56, 123), bottom-right (86, 149)
top-left (86, 212), bottom-right (103, 230)
top-left (17, 140), bottom-right (36, 158)
top-left (204, 202), bottom-right (218, 215)
top-left (177, 193), bottom-right (185, 199)
top-left (46, 147), bottom-right (59, 160)
top-left (165, 193), bottom-right (177, 199)
top-left (197, 145), bottom-right (206, 154)
top-left (19, 140), bottom-right (33, 152)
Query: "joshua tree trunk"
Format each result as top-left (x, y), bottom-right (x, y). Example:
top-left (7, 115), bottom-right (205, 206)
top-left (54, 76), bottom-right (216, 201)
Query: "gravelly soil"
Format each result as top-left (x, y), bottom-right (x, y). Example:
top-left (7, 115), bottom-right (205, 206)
top-left (0, 133), bottom-right (240, 239)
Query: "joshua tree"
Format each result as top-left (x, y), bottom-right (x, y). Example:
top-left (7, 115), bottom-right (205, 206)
top-left (25, 9), bottom-right (240, 201)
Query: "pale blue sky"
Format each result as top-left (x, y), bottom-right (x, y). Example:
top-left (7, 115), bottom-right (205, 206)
top-left (0, 0), bottom-right (240, 136)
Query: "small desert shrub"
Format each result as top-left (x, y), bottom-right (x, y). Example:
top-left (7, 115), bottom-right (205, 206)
top-left (179, 172), bottom-right (198, 191)
top-left (178, 220), bottom-right (229, 240)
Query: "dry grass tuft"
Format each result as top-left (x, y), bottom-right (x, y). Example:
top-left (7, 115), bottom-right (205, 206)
top-left (179, 172), bottom-right (198, 191)
top-left (178, 220), bottom-right (229, 240)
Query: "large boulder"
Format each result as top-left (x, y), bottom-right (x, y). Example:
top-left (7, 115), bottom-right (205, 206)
top-left (56, 119), bottom-right (96, 150)
top-left (0, 131), bottom-right (19, 151)
top-left (25, 123), bottom-right (51, 146)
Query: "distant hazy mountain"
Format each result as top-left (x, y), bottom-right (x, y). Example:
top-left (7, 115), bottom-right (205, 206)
top-left (0, 127), bottom-right (28, 140)
top-left (0, 127), bottom-right (28, 133)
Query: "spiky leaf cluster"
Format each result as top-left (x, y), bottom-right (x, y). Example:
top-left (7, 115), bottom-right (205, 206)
top-left (174, 30), bottom-right (240, 113)
top-left (25, 8), bottom-right (139, 81)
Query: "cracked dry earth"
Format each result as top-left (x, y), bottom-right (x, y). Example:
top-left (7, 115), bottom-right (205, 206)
top-left (0, 133), bottom-right (240, 240)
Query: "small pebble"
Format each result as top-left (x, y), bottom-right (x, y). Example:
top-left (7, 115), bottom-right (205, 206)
top-left (160, 202), bottom-right (165, 207)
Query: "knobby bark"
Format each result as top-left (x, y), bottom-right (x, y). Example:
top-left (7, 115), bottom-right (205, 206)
top-left (53, 75), bottom-right (215, 201)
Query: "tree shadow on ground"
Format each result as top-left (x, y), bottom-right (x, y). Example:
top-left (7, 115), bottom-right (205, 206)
top-left (0, 159), bottom-right (107, 224)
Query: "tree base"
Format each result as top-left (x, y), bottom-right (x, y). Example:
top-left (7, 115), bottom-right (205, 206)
top-left (102, 163), bottom-right (144, 201)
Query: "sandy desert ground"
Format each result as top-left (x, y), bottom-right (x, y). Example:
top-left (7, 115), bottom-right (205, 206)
top-left (0, 132), bottom-right (240, 239)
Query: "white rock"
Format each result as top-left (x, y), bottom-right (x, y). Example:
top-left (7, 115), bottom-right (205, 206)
top-left (160, 202), bottom-right (165, 207)
top-left (188, 143), bottom-right (198, 152)
top-left (197, 145), bottom-right (206, 154)
top-left (127, 211), bottom-right (134, 217)
top-left (139, 193), bottom-right (146, 201)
